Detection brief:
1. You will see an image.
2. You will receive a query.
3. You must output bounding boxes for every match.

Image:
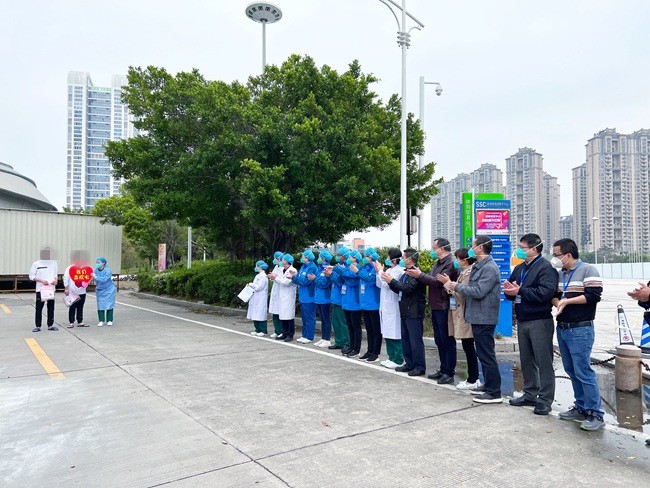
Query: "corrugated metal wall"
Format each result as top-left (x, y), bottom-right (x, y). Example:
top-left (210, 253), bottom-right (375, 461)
top-left (0, 209), bottom-right (122, 274)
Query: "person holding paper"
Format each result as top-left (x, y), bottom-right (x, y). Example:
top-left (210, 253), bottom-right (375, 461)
top-left (248, 260), bottom-right (269, 336)
top-left (29, 249), bottom-right (59, 332)
top-left (63, 250), bottom-right (92, 328)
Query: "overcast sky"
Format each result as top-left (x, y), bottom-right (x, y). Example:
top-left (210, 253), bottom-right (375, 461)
top-left (2, 0), bottom-right (649, 247)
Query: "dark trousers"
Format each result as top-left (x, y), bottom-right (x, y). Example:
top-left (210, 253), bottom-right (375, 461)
top-left (281, 319), bottom-right (295, 338)
top-left (344, 310), bottom-right (362, 352)
top-left (401, 316), bottom-right (426, 373)
top-left (363, 309), bottom-right (382, 355)
top-left (68, 294), bottom-right (86, 324)
top-left (472, 324), bottom-right (501, 397)
top-left (431, 309), bottom-right (457, 375)
top-left (517, 318), bottom-right (555, 406)
top-left (461, 338), bottom-right (479, 383)
top-left (35, 293), bottom-right (54, 327)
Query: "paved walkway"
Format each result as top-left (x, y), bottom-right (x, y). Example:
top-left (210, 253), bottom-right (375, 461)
top-left (1, 290), bottom-right (648, 487)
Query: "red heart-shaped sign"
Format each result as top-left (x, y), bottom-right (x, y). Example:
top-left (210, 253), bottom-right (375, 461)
top-left (69, 265), bottom-right (93, 287)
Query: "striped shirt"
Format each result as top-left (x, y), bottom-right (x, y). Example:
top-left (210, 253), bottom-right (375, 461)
top-left (555, 259), bottom-right (603, 323)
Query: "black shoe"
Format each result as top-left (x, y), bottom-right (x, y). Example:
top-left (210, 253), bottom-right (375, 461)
top-left (427, 371), bottom-right (443, 380)
top-left (283, 337), bottom-right (293, 342)
top-left (341, 346), bottom-right (351, 355)
top-left (275, 334), bottom-right (286, 340)
top-left (395, 364), bottom-right (413, 373)
top-left (509, 396), bottom-right (537, 407)
top-left (408, 370), bottom-right (425, 377)
top-left (359, 352), bottom-right (371, 360)
top-left (328, 344), bottom-right (342, 350)
top-left (534, 403), bottom-right (552, 415)
top-left (436, 374), bottom-right (454, 385)
top-left (346, 350), bottom-right (359, 358)
top-left (366, 354), bottom-right (379, 362)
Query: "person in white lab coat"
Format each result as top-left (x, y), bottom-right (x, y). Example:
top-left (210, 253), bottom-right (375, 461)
top-left (375, 248), bottom-right (404, 369)
top-left (248, 260), bottom-right (269, 336)
top-left (273, 254), bottom-right (298, 342)
top-left (267, 251), bottom-right (285, 338)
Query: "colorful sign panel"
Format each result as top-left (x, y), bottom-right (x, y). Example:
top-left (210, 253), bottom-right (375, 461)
top-left (158, 243), bottom-right (167, 272)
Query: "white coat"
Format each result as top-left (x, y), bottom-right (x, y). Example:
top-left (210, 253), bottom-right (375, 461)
top-left (246, 271), bottom-right (269, 321)
top-left (376, 264), bottom-right (404, 339)
top-left (268, 265), bottom-right (284, 315)
top-left (274, 265), bottom-right (297, 320)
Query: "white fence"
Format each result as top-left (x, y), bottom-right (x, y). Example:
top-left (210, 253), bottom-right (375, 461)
top-left (594, 262), bottom-right (650, 280)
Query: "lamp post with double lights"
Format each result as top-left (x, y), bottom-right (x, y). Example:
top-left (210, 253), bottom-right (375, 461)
top-left (416, 77), bottom-right (442, 250)
top-left (378, 0), bottom-right (424, 250)
top-left (245, 3), bottom-right (283, 71)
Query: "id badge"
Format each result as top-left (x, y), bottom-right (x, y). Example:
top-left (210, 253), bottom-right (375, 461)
top-left (449, 296), bottom-right (457, 310)
top-left (398, 291), bottom-right (403, 301)
top-left (360, 284), bottom-right (365, 295)
top-left (515, 295), bottom-right (522, 304)
top-left (341, 284), bottom-right (347, 295)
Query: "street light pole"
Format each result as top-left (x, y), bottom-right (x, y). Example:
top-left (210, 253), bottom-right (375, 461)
top-left (592, 215), bottom-right (600, 265)
top-left (378, 0), bottom-right (424, 250)
top-left (417, 76), bottom-right (442, 250)
top-left (245, 3), bottom-right (283, 71)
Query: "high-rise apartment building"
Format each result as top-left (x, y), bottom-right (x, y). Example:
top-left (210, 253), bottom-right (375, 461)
top-left (66, 71), bottom-right (136, 210)
top-left (430, 163), bottom-right (503, 247)
top-left (559, 215), bottom-right (573, 240)
top-left (505, 148), bottom-right (560, 250)
top-left (572, 164), bottom-right (589, 248)
top-left (585, 128), bottom-right (650, 253)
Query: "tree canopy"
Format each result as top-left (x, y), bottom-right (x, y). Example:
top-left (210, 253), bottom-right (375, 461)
top-left (106, 55), bottom-right (441, 255)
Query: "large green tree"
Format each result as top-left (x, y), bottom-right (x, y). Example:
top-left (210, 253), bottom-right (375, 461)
top-left (106, 55), bottom-right (441, 255)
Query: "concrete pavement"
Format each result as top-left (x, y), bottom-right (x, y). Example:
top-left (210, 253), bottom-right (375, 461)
top-left (1, 291), bottom-right (648, 487)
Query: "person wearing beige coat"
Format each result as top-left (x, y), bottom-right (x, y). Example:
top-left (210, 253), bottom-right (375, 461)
top-left (439, 248), bottom-right (481, 391)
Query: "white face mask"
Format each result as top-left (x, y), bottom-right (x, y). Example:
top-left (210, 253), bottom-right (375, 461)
top-left (550, 256), bottom-right (564, 269)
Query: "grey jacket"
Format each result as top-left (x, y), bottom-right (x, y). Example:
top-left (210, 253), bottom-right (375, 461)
top-left (454, 255), bottom-right (501, 325)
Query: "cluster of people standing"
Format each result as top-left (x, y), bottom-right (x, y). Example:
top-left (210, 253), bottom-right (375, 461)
top-left (245, 234), bottom-right (607, 431)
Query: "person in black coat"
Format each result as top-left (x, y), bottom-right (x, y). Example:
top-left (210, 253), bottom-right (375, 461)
top-left (381, 249), bottom-right (427, 376)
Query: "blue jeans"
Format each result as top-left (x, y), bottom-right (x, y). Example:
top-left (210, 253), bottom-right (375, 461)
top-left (300, 302), bottom-right (317, 340)
top-left (316, 304), bottom-right (332, 340)
top-left (431, 309), bottom-right (457, 376)
top-left (472, 324), bottom-right (501, 397)
top-left (557, 325), bottom-right (603, 417)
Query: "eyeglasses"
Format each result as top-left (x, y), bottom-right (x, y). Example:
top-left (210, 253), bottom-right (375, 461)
top-left (552, 253), bottom-right (566, 258)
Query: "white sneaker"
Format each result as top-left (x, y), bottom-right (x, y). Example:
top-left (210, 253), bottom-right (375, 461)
top-left (97, 322), bottom-right (105, 327)
top-left (457, 379), bottom-right (482, 391)
top-left (107, 321), bottom-right (113, 326)
top-left (251, 331), bottom-right (258, 336)
top-left (301, 338), bottom-right (312, 344)
top-left (383, 360), bottom-right (399, 369)
top-left (318, 340), bottom-right (331, 348)
top-left (380, 360), bottom-right (388, 367)
top-left (270, 333), bottom-right (277, 338)
top-left (256, 332), bottom-right (266, 337)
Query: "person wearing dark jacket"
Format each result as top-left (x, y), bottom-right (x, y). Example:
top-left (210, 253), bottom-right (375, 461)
top-left (407, 238), bottom-right (458, 384)
top-left (503, 233), bottom-right (558, 415)
top-left (381, 249), bottom-right (427, 376)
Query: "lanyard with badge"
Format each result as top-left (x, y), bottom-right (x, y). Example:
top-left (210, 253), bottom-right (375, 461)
top-left (515, 255), bottom-right (542, 303)
top-left (561, 262), bottom-right (582, 299)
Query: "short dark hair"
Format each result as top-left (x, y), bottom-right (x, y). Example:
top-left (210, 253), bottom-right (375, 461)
top-left (552, 238), bottom-right (579, 259)
top-left (388, 248), bottom-right (402, 260)
top-left (433, 238), bottom-right (451, 251)
top-left (454, 248), bottom-right (476, 265)
top-left (474, 236), bottom-right (493, 254)
top-left (520, 233), bottom-right (543, 254)
top-left (403, 248), bottom-right (419, 263)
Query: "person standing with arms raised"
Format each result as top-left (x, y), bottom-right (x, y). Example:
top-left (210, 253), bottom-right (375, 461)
top-left (503, 234), bottom-right (558, 415)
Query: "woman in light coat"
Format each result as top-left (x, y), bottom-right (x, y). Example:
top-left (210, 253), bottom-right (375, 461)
top-left (94, 256), bottom-right (116, 326)
top-left (248, 260), bottom-right (269, 336)
top-left (267, 251), bottom-right (285, 338)
top-left (439, 248), bottom-right (480, 390)
top-left (375, 248), bottom-right (405, 369)
top-left (273, 253), bottom-right (298, 342)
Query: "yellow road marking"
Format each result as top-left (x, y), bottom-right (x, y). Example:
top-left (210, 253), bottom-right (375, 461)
top-left (0, 304), bottom-right (10, 314)
top-left (24, 338), bottom-right (65, 380)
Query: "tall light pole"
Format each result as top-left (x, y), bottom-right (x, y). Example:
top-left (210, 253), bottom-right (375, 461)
top-left (417, 76), bottom-right (442, 250)
top-left (245, 3), bottom-right (282, 71)
top-left (592, 215), bottom-right (600, 265)
top-left (379, 0), bottom-right (424, 250)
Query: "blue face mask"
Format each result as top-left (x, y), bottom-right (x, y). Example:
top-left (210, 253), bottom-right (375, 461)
top-left (515, 248), bottom-right (528, 260)
top-left (385, 258), bottom-right (392, 266)
top-left (346, 258), bottom-right (353, 266)
top-left (453, 260), bottom-right (460, 269)
top-left (399, 259), bottom-right (406, 267)
top-left (361, 258), bottom-right (369, 265)
top-left (95, 263), bottom-right (103, 270)
top-left (467, 248), bottom-right (476, 259)
top-left (253, 267), bottom-right (259, 273)
top-left (430, 250), bottom-right (438, 260)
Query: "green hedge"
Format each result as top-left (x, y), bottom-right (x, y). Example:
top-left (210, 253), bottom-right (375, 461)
top-left (138, 260), bottom-right (256, 307)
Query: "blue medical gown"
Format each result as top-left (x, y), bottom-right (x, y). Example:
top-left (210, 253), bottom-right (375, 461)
top-left (95, 266), bottom-right (116, 309)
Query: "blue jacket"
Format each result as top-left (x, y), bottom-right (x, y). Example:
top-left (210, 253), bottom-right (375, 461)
top-left (357, 263), bottom-right (380, 310)
top-left (292, 261), bottom-right (317, 303)
top-left (314, 264), bottom-right (332, 305)
top-left (333, 265), bottom-right (361, 311)
top-left (329, 264), bottom-right (345, 306)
